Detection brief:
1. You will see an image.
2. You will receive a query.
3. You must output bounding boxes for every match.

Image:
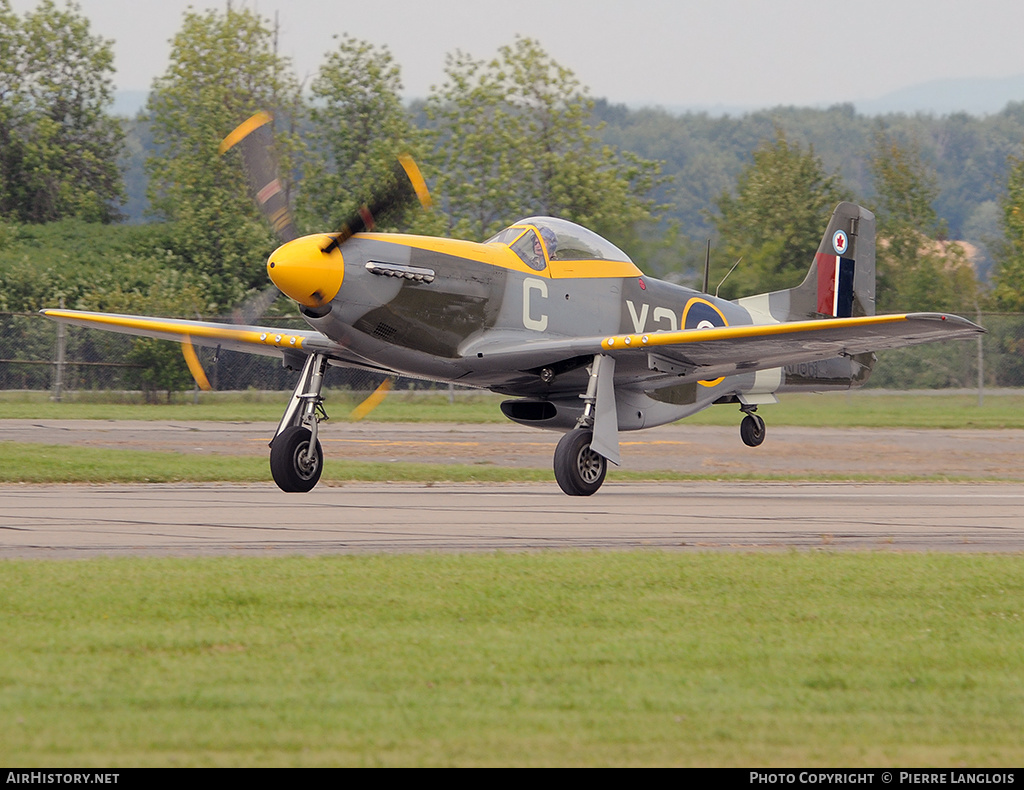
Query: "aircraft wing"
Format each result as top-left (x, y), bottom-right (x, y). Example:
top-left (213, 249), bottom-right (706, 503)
top-left (44, 309), bottom-right (984, 387)
top-left (473, 313), bottom-right (985, 382)
top-left (40, 308), bottom-right (349, 361)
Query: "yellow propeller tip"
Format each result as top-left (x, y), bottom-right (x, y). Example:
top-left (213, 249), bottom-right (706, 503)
top-left (219, 110), bottom-right (274, 155)
top-left (398, 154), bottom-right (432, 209)
top-left (348, 378), bottom-right (394, 421)
top-left (181, 339), bottom-right (212, 391)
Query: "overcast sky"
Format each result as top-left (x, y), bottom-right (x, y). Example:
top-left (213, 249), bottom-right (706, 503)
top-left (10, 0), bottom-right (1024, 109)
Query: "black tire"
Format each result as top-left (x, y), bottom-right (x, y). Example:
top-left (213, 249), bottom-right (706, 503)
top-left (553, 429), bottom-right (607, 496)
top-left (740, 414), bottom-right (766, 447)
top-left (270, 425), bottom-right (323, 492)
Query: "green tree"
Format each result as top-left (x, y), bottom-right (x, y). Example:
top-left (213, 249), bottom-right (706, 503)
top-left (870, 129), bottom-right (978, 312)
top-left (0, 2), bottom-right (21, 226)
top-left (301, 35), bottom-right (433, 233)
top-left (426, 37), bottom-right (662, 248)
top-left (871, 129), bottom-right (942, 234)
top-left (146, 6), bottom-right (301, 309)
top-left (712, 129), bottom-right (846, 298)
top-left (993, 149), bottom-right (1024, 311)
top-left (0, 0), bottom-right (123, 224)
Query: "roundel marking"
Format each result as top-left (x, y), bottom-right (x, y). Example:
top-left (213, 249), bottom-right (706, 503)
top-left (682, 298), bottom-right (727, 330)
top-left (832, 229), bottom-right (849, 255)
top-left (682, 297), bottom-right (728, 387)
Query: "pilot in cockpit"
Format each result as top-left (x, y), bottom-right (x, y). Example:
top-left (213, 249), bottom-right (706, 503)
top-left (534, 227), bottom-right (558, 266)
top-left (510, 225), bottom-right (560, 270)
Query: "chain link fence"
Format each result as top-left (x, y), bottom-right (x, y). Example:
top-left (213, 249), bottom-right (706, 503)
top-left (2, 311), bottom-right (1022, 399)
top-left (0, 312), bottom-right (396, 400)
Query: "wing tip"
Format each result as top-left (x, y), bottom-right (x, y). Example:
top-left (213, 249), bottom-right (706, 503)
top-left (905, 312), bottom-right (986, 333)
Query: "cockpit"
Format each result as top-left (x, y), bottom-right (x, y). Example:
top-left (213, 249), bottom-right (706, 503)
top-left (485, 216), bottom-right (634, 271)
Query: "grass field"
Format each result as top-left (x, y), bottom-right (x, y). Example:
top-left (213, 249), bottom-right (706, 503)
top-left (1, 439), bottom-right (1016, 484)
top-left (2, 553), bottom-right (1022, 767)
top-left (0, 441), bottom-right (558, 484)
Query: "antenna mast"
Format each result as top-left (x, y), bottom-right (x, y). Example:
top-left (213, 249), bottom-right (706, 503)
top-left (701, 239), bottom-right (711, 294)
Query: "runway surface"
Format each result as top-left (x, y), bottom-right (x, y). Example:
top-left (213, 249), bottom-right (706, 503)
top-left (3, 420), bottom-right (1023, 557)
top-left (3, 482), bottom-right (1023, 557)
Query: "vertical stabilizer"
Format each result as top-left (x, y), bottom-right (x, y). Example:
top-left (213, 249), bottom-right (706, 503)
top-left (737, 203), bottom-right (876, 323)
top-left (813, 202), bottom-right (875, 318)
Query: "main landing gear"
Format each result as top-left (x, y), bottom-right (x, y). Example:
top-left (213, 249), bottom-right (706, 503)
top-left (270, 352), bottom-right (329, 492)
top-left (739, 406), bottom-right (766, 447)
top-left (552, 355), bottom-right (614, 497)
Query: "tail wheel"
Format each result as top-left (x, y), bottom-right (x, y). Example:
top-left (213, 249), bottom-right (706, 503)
top-left (553, 429), bottom-right (607, 496)
top-left (740, 414), bottom-right (766, 447)
top-left (270, 425), bottom-right (323, 492)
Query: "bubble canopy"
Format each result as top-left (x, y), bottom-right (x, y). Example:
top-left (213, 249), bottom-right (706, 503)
top-left (485, 216), bottom-right (633, 263)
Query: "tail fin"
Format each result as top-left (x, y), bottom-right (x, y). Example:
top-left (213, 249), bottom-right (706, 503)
top-left (737, 202), bottom-right (876, 322)
top-left (794, 202), bottom-right (876, 319)
top-left (735, 203), bottom-right (877, 389)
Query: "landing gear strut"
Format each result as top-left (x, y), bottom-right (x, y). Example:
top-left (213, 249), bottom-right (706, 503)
top-left (270, 352), bottom-right (329, 492)
top-left (553, 355), bottom-right (615, 496)
top-left (739, 406), bottom-right (765, 447)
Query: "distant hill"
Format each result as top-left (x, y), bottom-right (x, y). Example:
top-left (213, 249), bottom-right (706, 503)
top-left (619, 75), bottom-right (1024, 118)
top-left (855, 75), bottom-right (1024, 117)
top-left (112, 90), bottom-right (148, 118)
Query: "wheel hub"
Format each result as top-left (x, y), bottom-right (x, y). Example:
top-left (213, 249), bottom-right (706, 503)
top-left (295, 443), bottom-right (318, 478)
top-left (576, 446), bottom-right (604, 483)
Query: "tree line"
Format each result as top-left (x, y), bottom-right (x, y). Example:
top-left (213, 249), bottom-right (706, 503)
top-left (3, 2), bottom-right (1024, 320)
top-left (0, 0), bottom-right (122, 224)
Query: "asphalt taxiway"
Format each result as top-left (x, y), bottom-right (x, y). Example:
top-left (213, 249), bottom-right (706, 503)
top-left (3, 481), bottom-right (1023, 557)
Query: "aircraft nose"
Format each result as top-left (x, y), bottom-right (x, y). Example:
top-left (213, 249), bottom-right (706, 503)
top-left (267, 235), bottom-right (345, 308)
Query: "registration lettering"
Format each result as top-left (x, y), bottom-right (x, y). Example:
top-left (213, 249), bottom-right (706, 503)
top-left (626, 300), bottom-right (678, 333)
top-left (523, 277), bottom-right (548, 331)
